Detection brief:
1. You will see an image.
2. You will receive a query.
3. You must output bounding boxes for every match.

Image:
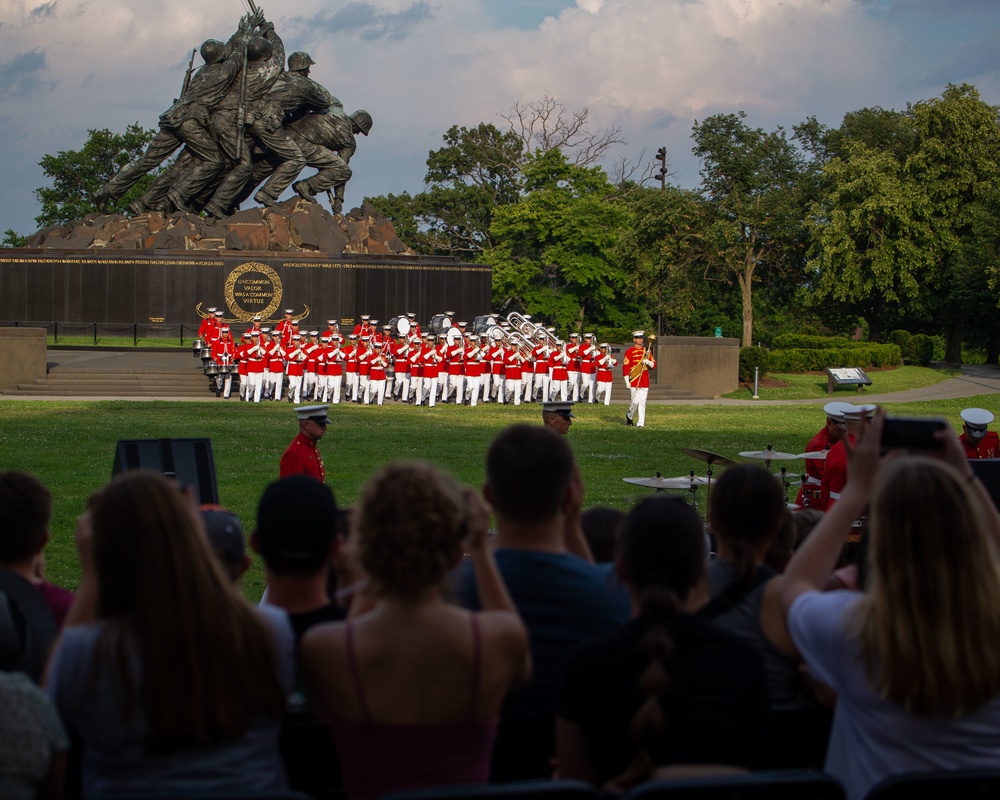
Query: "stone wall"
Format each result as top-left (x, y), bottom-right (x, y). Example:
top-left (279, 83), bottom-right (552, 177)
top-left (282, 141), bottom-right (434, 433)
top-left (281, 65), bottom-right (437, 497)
top-left (0, 328), bottom-right (46, 390)
top-left (653, 336), bottom-right (739, 398)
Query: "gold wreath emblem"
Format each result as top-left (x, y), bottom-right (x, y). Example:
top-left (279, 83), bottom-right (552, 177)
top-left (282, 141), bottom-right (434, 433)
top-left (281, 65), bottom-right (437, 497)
top-left (224, 262), bottom-right (283, 322)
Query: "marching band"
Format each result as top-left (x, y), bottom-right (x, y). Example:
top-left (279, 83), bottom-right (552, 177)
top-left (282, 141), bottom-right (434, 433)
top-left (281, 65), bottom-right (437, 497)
top-left (192, 309), bottom-right (629, 407)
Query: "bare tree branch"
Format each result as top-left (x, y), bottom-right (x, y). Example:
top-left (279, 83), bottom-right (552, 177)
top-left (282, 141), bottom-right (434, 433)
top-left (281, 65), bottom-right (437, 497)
top-left (498, 95), bottom-right (627, 166)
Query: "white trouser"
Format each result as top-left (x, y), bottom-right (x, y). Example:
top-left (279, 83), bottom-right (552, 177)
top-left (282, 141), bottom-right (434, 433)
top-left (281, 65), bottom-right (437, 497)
top-left (314, 374), bottom-right (327, 401)
top-left (532, 373), bottom-right (548, 401)
top-left (367, 378), bottom-right (386, 406)
top-left (215, 373), bottom-right (232, 398)
top-left (628, 386), bottom-right (648, 427)
top-left (522, 372), bottom-right (534, 400)
top-left (505, 377), bottom-right (522, 405)
top-left (287, 374), bottom-right (303, 404)
top-left (549, 379), bottom-right (567, 401)
top-left (249, 371), bottom-right (263, 402)
top-left (465, 375), bottom-right (480, 407)
top-left (347, 372), bottom-right (359, 400)
top-left (450, 375), bottom-right (464, 404)
top-left (568, 370), bottom-right (580, 401)
top-left (303, 371), bottom-right (316, 398)
top-left (329, 374), bottom-right (342, 404)
top-left (597, 380), bottom-right (612, 405)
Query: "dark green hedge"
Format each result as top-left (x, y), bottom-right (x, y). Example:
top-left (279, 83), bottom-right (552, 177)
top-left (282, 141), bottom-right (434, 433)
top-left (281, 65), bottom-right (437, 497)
top-left (771, 334), bottom-right (852, 350)
top-left (768, 344), bottom-right (902, 373)
top-left (739, 347), bottom-right (770, 382)
top-left (910, 334), bottom-right (934, 367)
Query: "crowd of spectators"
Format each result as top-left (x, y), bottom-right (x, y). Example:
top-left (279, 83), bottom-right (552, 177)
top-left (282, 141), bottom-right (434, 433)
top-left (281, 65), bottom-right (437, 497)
top-left (3, 411), bottom-right (1000, 800)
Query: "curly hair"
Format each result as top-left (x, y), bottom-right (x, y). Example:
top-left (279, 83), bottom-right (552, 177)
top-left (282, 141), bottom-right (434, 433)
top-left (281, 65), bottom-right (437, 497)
top-left (356, 461), bottom-right (466, 601)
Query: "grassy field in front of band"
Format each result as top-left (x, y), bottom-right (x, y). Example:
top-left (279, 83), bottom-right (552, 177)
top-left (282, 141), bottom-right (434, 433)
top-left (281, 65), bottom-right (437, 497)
top-left (3, 393), bottom-right (998, 599)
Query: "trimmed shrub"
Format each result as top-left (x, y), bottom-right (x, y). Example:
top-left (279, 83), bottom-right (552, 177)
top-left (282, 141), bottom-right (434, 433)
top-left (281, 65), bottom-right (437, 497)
top-left (739, 347), bottom-right (770, 383)
top-left (910, 334), bottom-right (935, 367)
top-left (768, 344), bottom-right (901, 373)
top-left (887, 330), bottom-right (912, 357)
top-left (771, 334), bottom-right (852, 350)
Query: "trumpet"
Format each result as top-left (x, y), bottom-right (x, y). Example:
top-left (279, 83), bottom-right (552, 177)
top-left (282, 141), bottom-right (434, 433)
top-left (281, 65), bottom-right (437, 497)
top-left (628, 334), bottom-right (656, 382)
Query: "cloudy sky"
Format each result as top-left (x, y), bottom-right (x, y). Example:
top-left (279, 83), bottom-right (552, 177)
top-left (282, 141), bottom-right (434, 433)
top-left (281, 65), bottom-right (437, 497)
top-left (1, 0), bottom-right (999, 237)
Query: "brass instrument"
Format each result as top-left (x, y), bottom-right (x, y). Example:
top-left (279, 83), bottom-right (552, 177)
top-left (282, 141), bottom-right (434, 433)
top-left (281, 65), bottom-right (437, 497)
top-left (506, 312), bottom-right (560, 351)
top-left (628, 334), bottom-right (656, 382)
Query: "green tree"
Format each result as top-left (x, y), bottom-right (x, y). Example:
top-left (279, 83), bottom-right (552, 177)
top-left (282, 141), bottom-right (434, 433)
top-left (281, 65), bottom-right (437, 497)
top-left (487, 149), bottom-right (631, 334)
top-left (805, 138), bottom-right (933, 342)
top-left (615, 186), bottom-right (723, 336)
top-left (367, 123), bottom-right (523, 259)
top-left (692, 112), bottom-right (807, 347)
top-left (366, 98), bottom-right (627, 259)
top-left (34, 123), bottom-right (157, 229)
top-left (1, 230), bottom-right (27, 248)
top-left (908, 84), bottom-right (1000, 362)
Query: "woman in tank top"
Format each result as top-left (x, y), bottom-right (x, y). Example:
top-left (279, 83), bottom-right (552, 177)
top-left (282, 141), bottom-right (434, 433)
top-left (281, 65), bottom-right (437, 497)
top-left (300, 461), bottom-right (531, 800)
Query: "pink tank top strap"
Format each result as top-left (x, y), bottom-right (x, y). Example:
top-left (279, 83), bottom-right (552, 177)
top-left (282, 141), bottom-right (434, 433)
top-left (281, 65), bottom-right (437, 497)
top-left (345, 621), bottom-right (372, 722)
top-left (468, 613), bottom-right (483, 721)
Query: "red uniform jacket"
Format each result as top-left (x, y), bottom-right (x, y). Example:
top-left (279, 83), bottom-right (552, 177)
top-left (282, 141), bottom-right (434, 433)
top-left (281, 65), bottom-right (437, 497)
top-left (279, 432), bottom-right (325, 482)
top-left (622, 344), bottom-right (654, 388)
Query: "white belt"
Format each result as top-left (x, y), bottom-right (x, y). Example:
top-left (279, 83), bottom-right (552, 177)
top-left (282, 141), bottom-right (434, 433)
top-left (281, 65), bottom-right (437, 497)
top-left (805, 476), bottom-right (821, 486)
top-left (829, 491), bottom-right (842, 500)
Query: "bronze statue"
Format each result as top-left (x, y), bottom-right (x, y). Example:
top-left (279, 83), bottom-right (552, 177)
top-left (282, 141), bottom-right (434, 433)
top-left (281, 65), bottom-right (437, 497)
top-left (92, 4), bottom-right (366, 220)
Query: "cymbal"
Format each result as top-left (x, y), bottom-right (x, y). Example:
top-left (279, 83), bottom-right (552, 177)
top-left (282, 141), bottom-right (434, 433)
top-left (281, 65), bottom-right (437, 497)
top-left (799, 451), bottom-right (829, 461)
top-left (739, 449), bottom-right (799, 461)
top-left (773, 472), bottom-right (800, 482)
top-left (623, 476), bottom-right (708, 489)
top-left (681, 448), bottom-right (738, 467)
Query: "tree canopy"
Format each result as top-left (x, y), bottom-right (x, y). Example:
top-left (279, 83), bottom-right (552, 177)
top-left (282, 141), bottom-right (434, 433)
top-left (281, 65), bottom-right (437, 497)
top-left (33, 124), bottom-right (158, 229)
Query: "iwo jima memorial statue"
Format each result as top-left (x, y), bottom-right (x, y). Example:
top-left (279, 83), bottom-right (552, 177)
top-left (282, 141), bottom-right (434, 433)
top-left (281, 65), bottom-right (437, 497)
top-left (0, 3), bottom-right (489, 335)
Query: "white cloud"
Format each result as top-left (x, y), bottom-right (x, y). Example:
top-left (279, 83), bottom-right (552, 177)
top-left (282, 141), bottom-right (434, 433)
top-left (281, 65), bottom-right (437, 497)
top-left (1, 0), bottom-right (998, 237)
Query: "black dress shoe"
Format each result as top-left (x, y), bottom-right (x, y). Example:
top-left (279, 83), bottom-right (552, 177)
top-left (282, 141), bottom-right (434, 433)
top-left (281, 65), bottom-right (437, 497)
top-left (626, 415), bottom-right (633, 427)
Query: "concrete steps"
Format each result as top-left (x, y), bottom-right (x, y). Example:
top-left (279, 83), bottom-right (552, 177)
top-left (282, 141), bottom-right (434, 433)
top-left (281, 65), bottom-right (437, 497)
top-left (7, 368), bottom-right (216, 397)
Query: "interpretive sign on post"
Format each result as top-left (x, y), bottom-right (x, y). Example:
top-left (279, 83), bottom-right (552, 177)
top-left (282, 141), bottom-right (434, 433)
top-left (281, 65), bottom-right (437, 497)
top-left (825, 367), bottom-right (872, 394)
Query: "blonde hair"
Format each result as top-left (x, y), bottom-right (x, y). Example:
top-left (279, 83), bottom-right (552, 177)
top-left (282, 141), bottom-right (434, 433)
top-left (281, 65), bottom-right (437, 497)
top-left (356, 461), bottom-right (465, 601)
top-left (848, 457), bottom-right (1000, 716)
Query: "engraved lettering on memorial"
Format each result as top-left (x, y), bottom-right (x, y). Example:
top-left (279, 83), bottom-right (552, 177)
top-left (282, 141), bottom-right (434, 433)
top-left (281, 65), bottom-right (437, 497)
top-left (224, 262), bottom-right (283, 321)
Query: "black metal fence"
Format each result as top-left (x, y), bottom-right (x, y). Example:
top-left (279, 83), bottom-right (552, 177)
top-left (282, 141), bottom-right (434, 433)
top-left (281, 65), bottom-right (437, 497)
top-left (0, 320), bottom-right (202, 346)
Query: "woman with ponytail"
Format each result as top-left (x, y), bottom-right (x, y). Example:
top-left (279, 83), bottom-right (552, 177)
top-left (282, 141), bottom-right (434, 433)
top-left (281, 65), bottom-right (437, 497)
top-left (704, 464), bottom-right (800, 704)
top-left (556, 496), bottom-right (769, 789)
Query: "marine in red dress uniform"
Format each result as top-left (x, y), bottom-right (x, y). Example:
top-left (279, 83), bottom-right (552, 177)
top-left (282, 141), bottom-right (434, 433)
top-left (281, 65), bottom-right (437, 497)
top-left (795, 401), bottom-right (852, 511)
top-left (959, 408), bottom-right (1000, 459)
top-left (279, 405), bottom-right (330, 482)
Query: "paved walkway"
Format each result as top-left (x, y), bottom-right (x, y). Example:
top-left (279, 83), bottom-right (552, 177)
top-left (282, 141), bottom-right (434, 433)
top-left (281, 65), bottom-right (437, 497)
top-left (5, 350), bottom-right (1000, 404)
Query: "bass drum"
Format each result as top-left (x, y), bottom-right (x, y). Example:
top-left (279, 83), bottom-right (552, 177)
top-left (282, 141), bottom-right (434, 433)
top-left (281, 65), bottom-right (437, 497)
top-left (428, 314), bottom-right (452, 336)
top-left (388, 315), bottom-right (411, 337)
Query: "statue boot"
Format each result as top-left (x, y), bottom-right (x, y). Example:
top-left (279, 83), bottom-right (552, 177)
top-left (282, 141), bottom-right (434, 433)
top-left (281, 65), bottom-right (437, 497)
top-left (293, 181), bottom-right (317, 203)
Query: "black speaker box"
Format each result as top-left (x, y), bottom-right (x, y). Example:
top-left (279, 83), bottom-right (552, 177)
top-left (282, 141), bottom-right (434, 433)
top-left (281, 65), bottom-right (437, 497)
top-left (112, 438), bottom-right (219, 505)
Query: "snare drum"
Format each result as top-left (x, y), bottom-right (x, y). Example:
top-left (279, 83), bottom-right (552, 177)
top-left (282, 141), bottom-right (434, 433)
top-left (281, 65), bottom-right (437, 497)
top-left (204, 363), bottom-right (220, 377)
top-left (192, 338), bottom-right (204, 357)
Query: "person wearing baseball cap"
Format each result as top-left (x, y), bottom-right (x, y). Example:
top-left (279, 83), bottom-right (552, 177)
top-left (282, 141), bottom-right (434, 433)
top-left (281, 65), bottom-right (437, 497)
top-left (959, 408), bottom-right (999, 459)
top-left (280, 405), bottom-right (332, 482)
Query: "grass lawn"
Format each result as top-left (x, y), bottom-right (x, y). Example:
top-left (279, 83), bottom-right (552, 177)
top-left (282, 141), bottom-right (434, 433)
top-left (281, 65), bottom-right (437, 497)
top-left (3, 391), bottom-right (998, 599)
top-left (723, 365), bottom-right (962, 400)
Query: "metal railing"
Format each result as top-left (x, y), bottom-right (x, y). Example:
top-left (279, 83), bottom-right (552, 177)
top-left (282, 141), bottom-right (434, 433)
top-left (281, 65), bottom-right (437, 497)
top-left (1, 320), bottom-right (202, 346)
